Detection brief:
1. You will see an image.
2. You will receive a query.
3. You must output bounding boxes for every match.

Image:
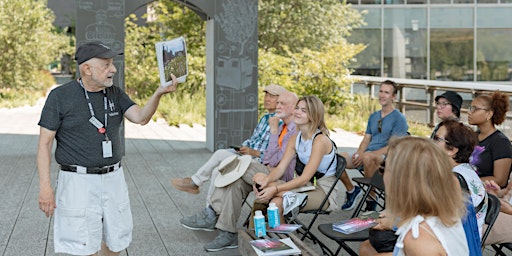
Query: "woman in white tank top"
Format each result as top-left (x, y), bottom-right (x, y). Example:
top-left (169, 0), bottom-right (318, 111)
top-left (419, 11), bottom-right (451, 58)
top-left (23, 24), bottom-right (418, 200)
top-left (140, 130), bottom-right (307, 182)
top-left (383, 137), bottom-right (469, 255)
top-left (252, 96), bottom-right (338, 222)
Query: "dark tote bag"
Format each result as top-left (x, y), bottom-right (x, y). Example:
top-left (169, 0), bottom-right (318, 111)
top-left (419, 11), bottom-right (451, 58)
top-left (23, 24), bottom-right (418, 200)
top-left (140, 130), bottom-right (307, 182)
top-left (368, 229), bottom-right (398, 253)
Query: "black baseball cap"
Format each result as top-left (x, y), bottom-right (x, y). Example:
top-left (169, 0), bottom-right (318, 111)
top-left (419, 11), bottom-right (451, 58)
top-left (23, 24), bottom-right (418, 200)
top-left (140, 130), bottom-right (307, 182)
top-left (75, 41), bottom-right (123, 65)
top-left (435, 91), bottom-right (463, 114)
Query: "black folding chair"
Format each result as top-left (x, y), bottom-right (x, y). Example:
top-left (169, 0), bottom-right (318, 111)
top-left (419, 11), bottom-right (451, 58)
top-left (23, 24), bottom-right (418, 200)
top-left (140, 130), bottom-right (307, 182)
top-left (288, 154), bottom-right (347, 256)
top-left (481, 191), bottom-right (501, 250)
top-left (317, 171), bottom-right (385, 256)
top-left (492, 243), bottom-right (512, 256)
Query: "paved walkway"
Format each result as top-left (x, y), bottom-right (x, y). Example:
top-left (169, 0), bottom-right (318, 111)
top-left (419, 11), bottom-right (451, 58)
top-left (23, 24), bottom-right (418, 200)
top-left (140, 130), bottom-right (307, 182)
top-left (0, 102), bottom-right (499, 255)
top-left (0, 101), bottom-right (365, 256)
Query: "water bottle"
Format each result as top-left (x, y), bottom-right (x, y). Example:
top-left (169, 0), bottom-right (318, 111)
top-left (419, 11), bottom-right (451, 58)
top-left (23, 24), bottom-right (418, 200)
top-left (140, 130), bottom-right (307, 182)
top-left (253, 210), bottom-right (266, 237)
top-left (267, 202), bottom-right (280, 228)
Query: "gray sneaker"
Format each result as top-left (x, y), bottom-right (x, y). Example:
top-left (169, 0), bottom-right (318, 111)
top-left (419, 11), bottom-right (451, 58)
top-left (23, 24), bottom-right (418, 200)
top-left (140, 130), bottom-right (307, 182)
top-left (180, 208), bottom-right (217, 231)
top-left (204, 230), bottom-right (238, 252)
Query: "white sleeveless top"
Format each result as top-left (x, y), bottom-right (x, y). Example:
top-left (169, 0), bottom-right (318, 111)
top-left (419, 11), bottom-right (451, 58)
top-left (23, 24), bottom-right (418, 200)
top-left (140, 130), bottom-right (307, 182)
top-left (295, 131), bottom-right (336, 176)
top-left (393, 215), bottom-right (468, 256)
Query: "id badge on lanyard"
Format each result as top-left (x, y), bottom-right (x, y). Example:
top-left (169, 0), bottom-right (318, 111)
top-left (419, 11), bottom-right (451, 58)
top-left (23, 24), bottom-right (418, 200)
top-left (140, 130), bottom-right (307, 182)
top-left (81, 79), bottom-right (113, 158)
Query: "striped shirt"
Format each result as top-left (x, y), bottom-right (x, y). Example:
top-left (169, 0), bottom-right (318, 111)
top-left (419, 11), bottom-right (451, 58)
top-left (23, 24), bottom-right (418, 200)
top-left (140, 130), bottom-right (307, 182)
top-left (242, 112), bottom-right (275, 153)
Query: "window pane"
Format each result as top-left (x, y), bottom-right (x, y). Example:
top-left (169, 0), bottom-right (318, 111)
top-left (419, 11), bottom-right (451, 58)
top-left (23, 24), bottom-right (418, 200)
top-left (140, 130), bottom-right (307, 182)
top-left (383, 8), bottom-right (427, 79)
top-left (349, 8), bottom-right (382, 76)
top-left (430, 29), bottom-right (474, 81)
top-left (477, 29), bottom-right (512, 81)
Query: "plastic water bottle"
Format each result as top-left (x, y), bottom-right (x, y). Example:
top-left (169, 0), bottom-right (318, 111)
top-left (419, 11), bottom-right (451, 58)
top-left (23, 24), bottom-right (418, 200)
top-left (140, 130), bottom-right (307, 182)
top-left (267, 202), bottom-right (280, 228)
top-left (253, 210), bottom-right (266, 237)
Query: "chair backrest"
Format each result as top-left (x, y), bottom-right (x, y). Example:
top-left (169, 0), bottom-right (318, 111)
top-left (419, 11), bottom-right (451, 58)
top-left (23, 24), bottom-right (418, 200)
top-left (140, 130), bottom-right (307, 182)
top-left (455, 172), bottom-right (469, 191)
top-left (481, 194), bottom-right (501, 246)
top-left (308, 154), bottom-right (346, 214)
top-left (369, 170), bottom-right (385, 191)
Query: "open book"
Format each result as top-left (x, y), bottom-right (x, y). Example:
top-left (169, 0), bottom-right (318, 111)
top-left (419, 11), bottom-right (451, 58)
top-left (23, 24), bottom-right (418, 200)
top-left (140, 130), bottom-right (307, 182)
top-left (155, 36), bottom-right (188, 86)
top-left (332, 211), bottom-right (379, 234)
top-left (250, 238), bottom-right (301, 256)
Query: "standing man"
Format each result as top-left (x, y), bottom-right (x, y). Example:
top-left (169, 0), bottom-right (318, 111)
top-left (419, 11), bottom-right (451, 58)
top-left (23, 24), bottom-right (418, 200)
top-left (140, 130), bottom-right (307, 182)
top-left (340, 80), bottom-right (409, 211)
top-left (37, 41), bottom-right (178, 256)
top-left (171, 84), bottom-right (286, 201)
top-left (430, 91), bottom-right (463, 138)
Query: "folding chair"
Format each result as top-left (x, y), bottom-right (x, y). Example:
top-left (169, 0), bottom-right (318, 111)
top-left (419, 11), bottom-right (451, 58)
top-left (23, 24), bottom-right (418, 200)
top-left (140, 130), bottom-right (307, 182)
top-left (492, 243), bottom-right (512, 256)
top-left (479, 194), bottom-right (502, 253)
top-left (317, 171), bottom-right (385, 256)
top-left (288, 154), bottom-right (347, 256)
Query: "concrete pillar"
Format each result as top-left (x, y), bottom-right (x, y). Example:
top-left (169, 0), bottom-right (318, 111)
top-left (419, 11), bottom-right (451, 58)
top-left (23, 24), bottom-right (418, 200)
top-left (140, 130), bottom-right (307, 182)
top-left (74, 0), bottom-right (259, 152)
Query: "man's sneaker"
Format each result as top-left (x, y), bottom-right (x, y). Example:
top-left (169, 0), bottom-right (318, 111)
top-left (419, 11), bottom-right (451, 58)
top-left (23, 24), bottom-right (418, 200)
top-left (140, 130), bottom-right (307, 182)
top-left (171, 177), bottom-right (200, 194)
top-left (204, 230), bottom-right (238, 252)
top-left (341, 186), bottom-right (363, 211)
top-left (180, 208), bottom-right (217, 231)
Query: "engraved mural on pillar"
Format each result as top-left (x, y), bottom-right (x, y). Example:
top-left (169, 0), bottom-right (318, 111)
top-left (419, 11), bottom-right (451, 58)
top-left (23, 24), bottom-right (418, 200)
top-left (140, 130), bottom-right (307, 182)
top-left (213, 0), bottom-right (258, 149)
top-left (76, 0), bottom-right (125, 89)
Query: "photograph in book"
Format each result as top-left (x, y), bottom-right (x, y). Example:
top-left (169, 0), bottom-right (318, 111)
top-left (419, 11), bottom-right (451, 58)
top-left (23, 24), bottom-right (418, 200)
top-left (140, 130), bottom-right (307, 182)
top-left (250, 238), bottom-right (301, 256)
top-left (155, 36), bottom-right (188, 86)
top-left (332, 211), bottom-right (380, 234)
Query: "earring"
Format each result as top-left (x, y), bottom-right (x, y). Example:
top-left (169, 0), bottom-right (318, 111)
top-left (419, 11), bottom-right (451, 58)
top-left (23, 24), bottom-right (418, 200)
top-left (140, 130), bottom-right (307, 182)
top-left (486, 117), bottom-right (490, 121)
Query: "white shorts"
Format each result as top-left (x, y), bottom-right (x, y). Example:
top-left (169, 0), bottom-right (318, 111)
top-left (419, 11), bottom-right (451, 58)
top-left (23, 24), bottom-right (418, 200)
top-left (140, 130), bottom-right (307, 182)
top-left (54, 166), bottom-right (133, 255)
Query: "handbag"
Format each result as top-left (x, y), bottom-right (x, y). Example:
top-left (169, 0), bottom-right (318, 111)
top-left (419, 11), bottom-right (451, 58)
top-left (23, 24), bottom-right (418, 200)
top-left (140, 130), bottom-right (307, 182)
top-left (368, 229), bottom-right (398, 253)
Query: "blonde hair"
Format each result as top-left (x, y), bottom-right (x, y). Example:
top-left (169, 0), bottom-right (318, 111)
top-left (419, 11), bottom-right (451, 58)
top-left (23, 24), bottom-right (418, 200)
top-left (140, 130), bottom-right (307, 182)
top-left (384, 136), bottom-right (466, 227)
top-left (298, 95), bottom-right (329, 136)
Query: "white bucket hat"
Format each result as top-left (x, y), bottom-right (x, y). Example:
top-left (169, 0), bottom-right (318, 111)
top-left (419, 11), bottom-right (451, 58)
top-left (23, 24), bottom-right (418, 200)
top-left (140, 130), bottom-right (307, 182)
top-left (214, 155), bottom-right (252, 187)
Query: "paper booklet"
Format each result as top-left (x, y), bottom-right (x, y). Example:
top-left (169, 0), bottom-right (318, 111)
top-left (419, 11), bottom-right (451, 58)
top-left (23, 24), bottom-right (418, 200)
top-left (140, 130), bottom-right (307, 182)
top-left (250, 238), bottom-right (301, 256)
top-left (332, 211), bottom-right (380, 234)
top-left (155, 36), bottom-right (188, 86)
top-left (267, 224), bottom-right (302, 234)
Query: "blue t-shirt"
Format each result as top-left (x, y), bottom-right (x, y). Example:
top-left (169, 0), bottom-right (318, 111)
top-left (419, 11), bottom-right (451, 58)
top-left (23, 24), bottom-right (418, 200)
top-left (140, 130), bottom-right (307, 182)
top-left (365, 109), bottom-right (408, 152)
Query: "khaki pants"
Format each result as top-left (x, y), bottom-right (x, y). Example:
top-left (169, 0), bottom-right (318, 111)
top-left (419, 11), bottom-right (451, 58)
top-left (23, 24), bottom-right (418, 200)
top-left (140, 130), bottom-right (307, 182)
top-left (209, 161), bottom-right (270, 233)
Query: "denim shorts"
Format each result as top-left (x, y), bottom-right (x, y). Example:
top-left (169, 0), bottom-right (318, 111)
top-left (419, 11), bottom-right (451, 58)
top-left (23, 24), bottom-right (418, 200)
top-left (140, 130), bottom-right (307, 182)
top-left (54, 166), bottom-right (132, 255)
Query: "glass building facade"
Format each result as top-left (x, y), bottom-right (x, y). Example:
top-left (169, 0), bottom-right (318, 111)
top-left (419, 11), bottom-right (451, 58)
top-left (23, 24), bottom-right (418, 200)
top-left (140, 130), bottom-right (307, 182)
top-left (347, 1), bottom-right (512, 84)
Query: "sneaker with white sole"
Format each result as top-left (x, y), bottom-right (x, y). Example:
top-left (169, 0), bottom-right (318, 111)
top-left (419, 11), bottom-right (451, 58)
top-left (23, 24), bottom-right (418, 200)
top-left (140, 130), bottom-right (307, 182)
top-left (204, 230), bottom-right (238, 252)
top-left (180, 208), bottom-right (217, 231)
top-left (341, 186), bottom-right (363, 211)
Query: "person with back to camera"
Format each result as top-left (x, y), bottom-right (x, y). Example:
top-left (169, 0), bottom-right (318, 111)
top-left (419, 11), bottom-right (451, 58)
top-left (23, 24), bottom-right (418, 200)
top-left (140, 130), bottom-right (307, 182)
top-left (37, 41), bottom-right (179, 256)
top-left (377, 137), bottom-right (469, 255)
top-left (171, 84), bottom-right (286, 201)
top-left (430, 91), bottom-right (463, 138)
top-left (360, 120), bottom-right (487, 255)
top-left (468, 91), bottom-right (512, 188)
top-left (252, 95), bottom-right (340, 224)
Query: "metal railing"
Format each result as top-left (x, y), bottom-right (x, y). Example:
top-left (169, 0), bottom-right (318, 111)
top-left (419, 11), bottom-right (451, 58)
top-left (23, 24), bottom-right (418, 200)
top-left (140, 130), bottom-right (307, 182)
top-left (350, 75), bottom-right (512, 137)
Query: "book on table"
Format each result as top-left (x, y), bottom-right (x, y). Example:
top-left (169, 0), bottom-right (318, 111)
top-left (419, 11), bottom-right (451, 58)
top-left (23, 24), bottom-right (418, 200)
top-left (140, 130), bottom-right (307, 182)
top-left (332, 211), bottom-right (380, 234)
top-left (250, 238), bottom-right (301, 256)
top-left (267, 223), bottom-right (302, 234)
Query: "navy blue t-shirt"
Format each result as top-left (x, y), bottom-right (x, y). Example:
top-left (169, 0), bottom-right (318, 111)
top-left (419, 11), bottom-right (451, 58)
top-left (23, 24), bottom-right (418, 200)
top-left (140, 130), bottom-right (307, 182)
top-left (38, 80), bottom-right (135, 167)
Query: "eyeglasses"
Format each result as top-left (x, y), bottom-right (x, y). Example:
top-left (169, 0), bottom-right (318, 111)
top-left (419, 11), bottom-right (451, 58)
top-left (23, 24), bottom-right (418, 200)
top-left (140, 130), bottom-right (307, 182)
top-left (435, 102), bottom-right (451, 109)
top-left (432, 135), bottom-right (450, 144)
top-left (468, 106), bottom-right (489, 113)
top-left (378, 119), bottom-right (382, 133)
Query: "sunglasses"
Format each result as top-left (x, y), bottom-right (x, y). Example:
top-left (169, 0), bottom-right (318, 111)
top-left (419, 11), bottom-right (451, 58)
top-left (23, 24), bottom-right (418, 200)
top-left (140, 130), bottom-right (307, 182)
top-left (378, 119), bottom-right (383, 133)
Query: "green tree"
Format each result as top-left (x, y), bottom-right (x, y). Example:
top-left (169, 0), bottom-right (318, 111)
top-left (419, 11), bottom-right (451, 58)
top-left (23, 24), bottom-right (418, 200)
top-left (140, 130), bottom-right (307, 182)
top-left (125, 0), bottom-right (365, 120)
top-left (0, 0), bottom-right (71, 91)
